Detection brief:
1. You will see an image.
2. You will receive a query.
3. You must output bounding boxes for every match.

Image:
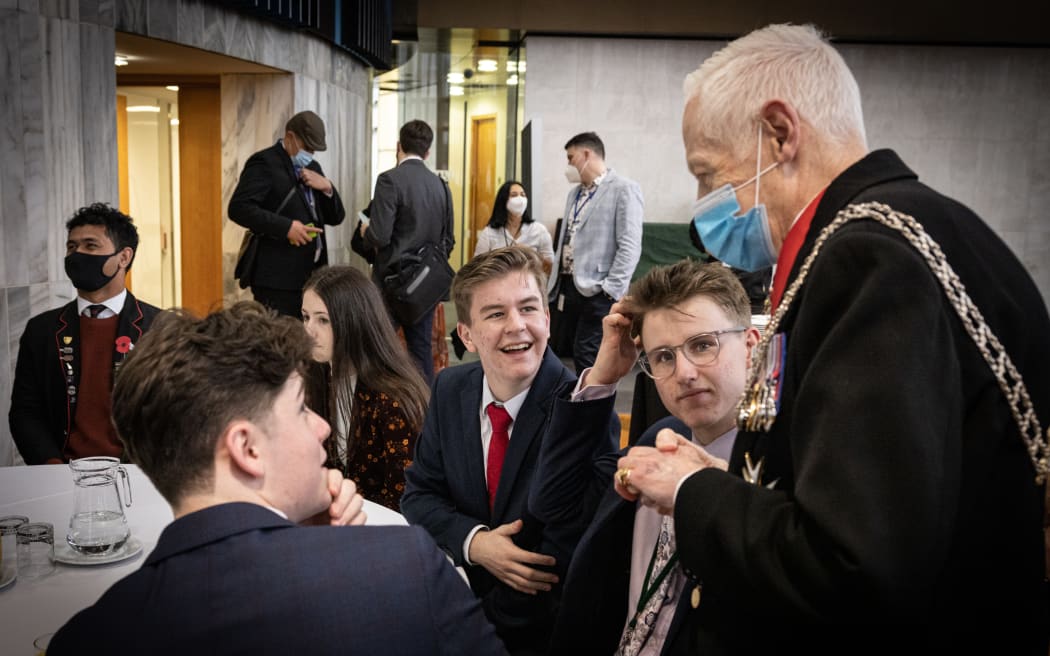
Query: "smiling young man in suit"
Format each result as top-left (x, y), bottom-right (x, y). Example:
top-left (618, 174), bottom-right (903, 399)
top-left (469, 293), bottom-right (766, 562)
top-left (228, 110), bottom-right (346, 317)
top-left (401, 245), bottom-right (618, 655)
top-left (49, 301), bottom-right (506, 656)
top-left (10, 203), bottom-right (160, 464)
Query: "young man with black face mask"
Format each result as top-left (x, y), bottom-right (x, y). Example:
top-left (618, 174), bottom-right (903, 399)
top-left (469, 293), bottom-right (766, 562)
top-left (9, 203), bottom-right (161, 464)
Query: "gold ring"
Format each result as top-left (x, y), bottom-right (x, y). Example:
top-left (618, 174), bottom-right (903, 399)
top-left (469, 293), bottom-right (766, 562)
top-left (616, 467), bottom-right (632, 488)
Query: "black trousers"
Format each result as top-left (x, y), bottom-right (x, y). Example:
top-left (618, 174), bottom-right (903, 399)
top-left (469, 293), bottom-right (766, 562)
top-left (549, 274), bottom-right (613, 373)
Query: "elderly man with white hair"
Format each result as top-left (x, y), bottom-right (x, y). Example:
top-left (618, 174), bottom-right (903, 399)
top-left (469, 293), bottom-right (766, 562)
top-left (613, 23), bottom-right (1050, 654)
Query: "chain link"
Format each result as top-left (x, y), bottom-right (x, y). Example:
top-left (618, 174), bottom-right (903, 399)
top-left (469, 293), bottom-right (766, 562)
top-left (737, 201), bottom-right (1050, 484)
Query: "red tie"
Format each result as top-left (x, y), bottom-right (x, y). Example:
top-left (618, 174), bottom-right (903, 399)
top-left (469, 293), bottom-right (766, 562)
top-left (485, 403), bottom-right (512, 512)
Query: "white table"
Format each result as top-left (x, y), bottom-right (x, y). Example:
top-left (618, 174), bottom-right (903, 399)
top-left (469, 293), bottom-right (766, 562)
top-left (0, 464), bottom-right (406, 652)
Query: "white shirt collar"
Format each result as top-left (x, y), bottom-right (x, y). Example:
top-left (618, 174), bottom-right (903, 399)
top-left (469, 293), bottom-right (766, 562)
top-left (480, 376), bottom-right (530, 423)
top-left (399, 154), bottom-right (424, 165)
top-left (76, 289), bottom-right (127, 318)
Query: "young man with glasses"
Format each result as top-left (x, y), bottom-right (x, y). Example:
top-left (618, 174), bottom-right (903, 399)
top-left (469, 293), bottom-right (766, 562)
top-left (529, 259), bottom-right (758, 655)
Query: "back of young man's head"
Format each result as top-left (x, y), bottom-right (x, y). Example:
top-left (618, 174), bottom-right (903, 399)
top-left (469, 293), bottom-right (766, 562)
top-left (399, 119), bottom-right (434, 158)
top-left (627, 260), bottom-right (751, 341)
top-left (66, 202), bottom-right (140, 269)
top-left (112, 302), bottom-right (312, 506)
top-left (452, 245), bottom-right (548, 324)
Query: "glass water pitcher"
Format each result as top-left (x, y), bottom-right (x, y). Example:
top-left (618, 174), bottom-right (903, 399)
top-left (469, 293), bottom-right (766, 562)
top-left (67, 456), bottom-right (133, 555)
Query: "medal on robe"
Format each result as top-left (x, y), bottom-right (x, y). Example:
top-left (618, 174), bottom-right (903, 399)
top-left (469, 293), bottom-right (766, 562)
top-left (738, 331), bottom-right (786, 432)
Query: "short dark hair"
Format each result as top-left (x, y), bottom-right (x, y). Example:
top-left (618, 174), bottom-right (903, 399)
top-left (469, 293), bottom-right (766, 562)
top-left (112, 302), bottom-right (312, 505)
top-left (399, 119), bottom-right (434, 157)
top-left (66, 203), bottom-right (140, 270)
top-left (453, 246), bottom-right (547, 325)
top-left (486, 180), bottom-right (533, 229)
top-left (564, 132), bottom-right (605, 159)
top-left (626, 260), bottom-right (751, 341)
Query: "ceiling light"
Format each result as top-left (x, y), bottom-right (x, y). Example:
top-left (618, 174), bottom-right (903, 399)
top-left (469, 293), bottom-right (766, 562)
top-left (477, 59), bottom-right (498, 72)
top-left (449, 85), bottom-right (465, 96)
top-left (507, 75), bottom-right (519, 86)
top-left (165, 85), bottom-right (179, 91)
top-left (114, 55), bottom-right (129, 67)
top-left (446, 72), bottom-right (464, 84)
top-left (170, 118), bottom-right (180, 126)
top-left (517, 61), bottom-right (526, 72)
top-left (126, 105), bottom-right (161, 113)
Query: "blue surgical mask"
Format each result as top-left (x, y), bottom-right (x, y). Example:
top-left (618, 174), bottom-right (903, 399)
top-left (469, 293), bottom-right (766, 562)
top-left (690, 124), bottom-right (779, 271)
top-left (292, 149), bottom-right (313, 169)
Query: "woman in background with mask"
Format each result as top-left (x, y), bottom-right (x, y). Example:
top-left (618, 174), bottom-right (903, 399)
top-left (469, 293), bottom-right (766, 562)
top-left (301, 266), bottom-right (430, 511)
top-left (474, 180), bottom-right (554, 274)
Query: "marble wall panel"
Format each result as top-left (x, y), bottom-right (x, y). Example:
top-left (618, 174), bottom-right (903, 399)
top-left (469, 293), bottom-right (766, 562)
top-left (0, 287), bottom-right (11, 465)
top-left (39, 0), bottom-right (74, 19)
top-left (1, 10), bottom-right (26, 286)
top-left (78, 20), bottom-right (117, 209)
top-left (113, 0), bottom-right (143, 34)
top-left (145, 0), bottom-right (175, 41)
top-left (20, 10), bottom-right (46, 278)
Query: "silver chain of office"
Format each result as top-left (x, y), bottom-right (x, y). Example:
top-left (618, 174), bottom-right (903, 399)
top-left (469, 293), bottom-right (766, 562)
top-left (737, 201), bottom-right (1050, 485)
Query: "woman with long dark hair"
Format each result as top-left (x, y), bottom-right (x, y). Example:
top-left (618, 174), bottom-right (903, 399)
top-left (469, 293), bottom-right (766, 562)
top-left (473, 180), bottom-right (554, 273)
top-left (301, 266), bottom-right (429, 511)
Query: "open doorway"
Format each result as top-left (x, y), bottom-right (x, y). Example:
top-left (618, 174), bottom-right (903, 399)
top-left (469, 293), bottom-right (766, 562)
top-left (117, 85), bottom-right (180, 309)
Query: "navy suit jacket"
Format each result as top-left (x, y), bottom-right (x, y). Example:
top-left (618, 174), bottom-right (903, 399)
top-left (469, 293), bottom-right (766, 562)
top-left (401, 348), bottom-right (614, 649)
top-left (9, 292), bottom-right (160, 464)
top-left (49, 503), bottom-right (506, 656)
top-left (530, 390), bottom-right (695, 656)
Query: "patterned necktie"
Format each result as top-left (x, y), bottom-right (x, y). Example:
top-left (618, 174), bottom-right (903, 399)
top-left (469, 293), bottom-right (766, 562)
top-left (84, 304), bottom-right (107, 318)
top-left (485, 403), bottom-right (512, 512)
top-left (617, 515), bottom-right (679, 656)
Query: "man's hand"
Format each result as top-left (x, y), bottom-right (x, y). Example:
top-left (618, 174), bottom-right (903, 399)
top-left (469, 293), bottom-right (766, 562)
top-left (614, 428), bottom-right (728, 514)
top-left (287, 219), bottom-right (323, 246)
top-left (303, 469), bottom-right (367, 526)
top-left (588, 299), bottom-right (641, 386)
top-left (299, 168), bottom-right (333, 195)
top-left (467, 519), bottom-right (558, 594)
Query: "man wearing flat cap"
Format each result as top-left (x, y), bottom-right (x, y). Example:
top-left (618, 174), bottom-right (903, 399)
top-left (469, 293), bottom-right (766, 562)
top-left (229, 110), bottom-right (346, 316)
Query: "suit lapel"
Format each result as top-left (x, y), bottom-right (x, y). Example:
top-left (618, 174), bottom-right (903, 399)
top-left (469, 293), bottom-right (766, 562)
top-left (461, 365), bottom-right (489, 515)
top-left (492, 349), bottom-right (566, 518)
top-left (55, 301), bottom-right (80, 436)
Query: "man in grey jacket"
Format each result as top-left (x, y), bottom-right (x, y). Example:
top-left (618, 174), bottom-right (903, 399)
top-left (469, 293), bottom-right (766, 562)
top-left (549, 132), bottom-right (643, 372)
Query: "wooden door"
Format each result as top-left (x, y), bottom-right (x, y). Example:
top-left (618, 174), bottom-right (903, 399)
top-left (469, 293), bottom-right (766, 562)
top-left (469, 115), bottom-right (497, 258)
top-left (177, 86), bottom-right (223, 317)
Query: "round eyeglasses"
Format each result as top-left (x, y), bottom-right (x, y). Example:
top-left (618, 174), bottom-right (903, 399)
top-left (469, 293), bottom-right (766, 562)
top-left (637, 327), bottom-right (747, 379)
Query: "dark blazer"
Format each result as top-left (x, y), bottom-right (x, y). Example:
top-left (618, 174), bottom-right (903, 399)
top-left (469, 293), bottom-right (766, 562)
top-left (228, 141), bottom-right (346, 291)
top-left (673, 150), bottom-right (1050, 653)
top-left (362, 158), bottom-right (453, 284)
top-left (530, 391), bottom-right (693, 656)
top-left (48, 502), bottom-right (507, 656)
top-left (9, 293), bottom-right (160, 464)
top-left (401, 348), bottom-right (612, 652)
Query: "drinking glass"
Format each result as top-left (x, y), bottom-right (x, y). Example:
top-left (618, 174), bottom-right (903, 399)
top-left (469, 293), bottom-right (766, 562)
top-left (16, 522), bottom-right (55, 580)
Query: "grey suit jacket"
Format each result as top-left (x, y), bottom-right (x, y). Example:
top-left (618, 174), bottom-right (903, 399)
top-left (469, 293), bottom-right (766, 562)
top-left (549, 168), bottom-right (644, 300)
top-left (362, 158), bottom-right (454, 284)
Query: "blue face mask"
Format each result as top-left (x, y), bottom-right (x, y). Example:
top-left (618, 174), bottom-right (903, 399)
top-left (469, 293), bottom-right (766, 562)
top-left (690, 125), bottom-right (779, 272)
top-left (292, 149), bottom-right (313, 169)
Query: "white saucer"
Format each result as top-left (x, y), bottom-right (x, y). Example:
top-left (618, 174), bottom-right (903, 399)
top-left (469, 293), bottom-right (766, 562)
top-left (54, 537), bottom-right (143, 566)
top-left (0, 562), bottom-right (15, 590)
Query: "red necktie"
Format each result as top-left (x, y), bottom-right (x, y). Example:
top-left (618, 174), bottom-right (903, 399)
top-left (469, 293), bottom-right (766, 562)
top-left (485, 403), bottom-right (512, 512)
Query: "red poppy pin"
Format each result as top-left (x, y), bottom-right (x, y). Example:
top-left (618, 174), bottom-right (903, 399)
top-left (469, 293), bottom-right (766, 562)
top-left (115, 336), bottom-right (133, 354)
